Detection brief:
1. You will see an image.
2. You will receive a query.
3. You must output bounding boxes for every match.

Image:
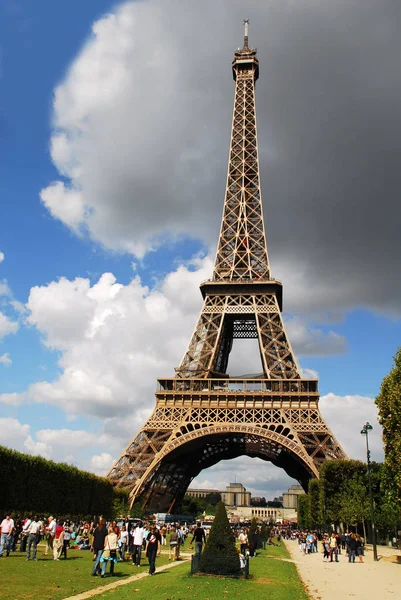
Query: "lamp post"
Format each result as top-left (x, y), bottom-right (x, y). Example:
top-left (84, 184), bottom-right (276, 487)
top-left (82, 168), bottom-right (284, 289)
top-left (360, 422), bottom-right (378, 561)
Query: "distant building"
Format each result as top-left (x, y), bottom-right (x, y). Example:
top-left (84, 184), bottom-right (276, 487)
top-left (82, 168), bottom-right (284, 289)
top-left (282, 484), bottom-right (304, 509)
top-left (187, 482), bottom-right (305, 523)
top-left (187, 482), bottom-right (251, 507)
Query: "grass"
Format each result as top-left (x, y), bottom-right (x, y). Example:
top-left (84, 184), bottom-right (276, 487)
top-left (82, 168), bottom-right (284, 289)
top-left (3, 539), bottom-right (309, 600)
top-left (96, 543), bottom-right (309, 600)
top-left (2, 540), bottom-right (173, 600)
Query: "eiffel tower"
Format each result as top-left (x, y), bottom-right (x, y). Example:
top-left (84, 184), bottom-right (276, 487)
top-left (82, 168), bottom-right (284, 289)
top-left (108, 21), bottom-right (346, 511)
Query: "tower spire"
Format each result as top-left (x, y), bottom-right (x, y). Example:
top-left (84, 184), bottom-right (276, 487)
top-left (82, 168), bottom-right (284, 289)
top-left (213, 22), bottom-right (266, 282)
top-left (243, 18), bottom-right (249, 49)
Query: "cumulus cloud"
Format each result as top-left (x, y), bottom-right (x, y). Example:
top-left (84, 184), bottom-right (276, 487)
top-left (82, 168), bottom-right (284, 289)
top-left (39, 0), bottom-right (401, 317)
top-left (0, 252), bottom-right (4, 263)
top-left (0, 353), bottom-right (12, 366)
top-left (1, 257), bottom-right (349, 420)
top-left (320, 393), bottom-right (383, 462)
top-left (90, 453), bottom-right (114, 475)
top-left (0, 418), bottom-right (51, 459)
top-left (0, 311), bottom-right (18, 340)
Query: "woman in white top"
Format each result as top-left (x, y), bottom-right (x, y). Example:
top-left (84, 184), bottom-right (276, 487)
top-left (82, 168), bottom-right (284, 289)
top-left (118, 525), bottom-right (128, 561)
top-left (100, 527), bottom-right (118, 577)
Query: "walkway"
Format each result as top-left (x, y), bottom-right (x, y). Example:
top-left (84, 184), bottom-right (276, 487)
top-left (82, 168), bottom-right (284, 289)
top-left (63, 557), bottom-right (189, 600)
top-left (284, 539), bottom-right (401, 600)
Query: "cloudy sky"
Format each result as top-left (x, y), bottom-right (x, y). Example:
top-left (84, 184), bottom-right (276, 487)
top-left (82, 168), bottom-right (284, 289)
top-left (1, 0), bottom-right (400, 500)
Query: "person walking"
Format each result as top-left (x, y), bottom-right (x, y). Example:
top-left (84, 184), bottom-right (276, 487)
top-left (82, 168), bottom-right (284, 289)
top-left (45, 517), bottom-right (56, 556)
top-left (190, 522), bottom-right (206, 556)
top-left (53, 520), bottom-right (64, 561)
top-left (169, 526), bottom-right (179, 561)
top-left (132, 521), bottom-right (145, 567)
top-left (91, 520), bottom-right (108, 576)
top-left (100, 526), bottom-right (118, 577)
top-left (0, 514), bottom-right (15, 557)
top-left (26, 517), bottom-right (41, 561)
top-left (146, 525), bottom-right (161, 575)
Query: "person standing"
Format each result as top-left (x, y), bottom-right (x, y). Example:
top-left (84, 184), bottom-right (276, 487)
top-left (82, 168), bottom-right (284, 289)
top-left (53, 520), bottom-right (64, 561)
top-left (176, 525), bottom-right (184, 560)
top-left (190, 522), bottom-right (206, 556)
top-left (146, 525), bottom-right (161, 575)
top-left (118, 525), bottom-right (128, 561)
top-left (26, 517), bottom-right (41, 561)
top-left (160, 524), bottom-right (167, 546)
top-left (239, 528), bottom-right (248, 555)
top-left (45, 517), bottom-right (56, 556)
top-left (20, 517), bottom-right (32, 553)
top-left (0, 514), bottom-right (15, 557)
top-left (329, 533), bottom-right (339, 562)
top-left (91, 520), bottom-right (108, 576)
top-left (100, 527), bottom-right (118, 578)
top-left (132, 521), bottom-right (145, 567)
top-left (61, 522), bottom-right (71, 559)
top-left (348, 534), bottom-right (357, 563)
top-left (356, 535), bottom-right (364, 563)
top-left (169, 526), bottom-right (178, 561)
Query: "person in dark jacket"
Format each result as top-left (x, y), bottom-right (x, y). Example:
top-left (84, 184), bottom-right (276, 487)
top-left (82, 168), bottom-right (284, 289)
top-left (348, 534), bottom-right (357, 563)
top-left (91, 520), bottom-right (108, 576)
top-left (190, 522), bottom-right (206, 556)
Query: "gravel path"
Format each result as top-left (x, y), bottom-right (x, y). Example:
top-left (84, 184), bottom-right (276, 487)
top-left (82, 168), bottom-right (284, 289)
top-left (284, 539), bottom-right (401, 599)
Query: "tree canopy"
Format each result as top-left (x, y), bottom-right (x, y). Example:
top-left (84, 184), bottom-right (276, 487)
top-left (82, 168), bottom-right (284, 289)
top-left (375, 346), bottom-right (401, 511)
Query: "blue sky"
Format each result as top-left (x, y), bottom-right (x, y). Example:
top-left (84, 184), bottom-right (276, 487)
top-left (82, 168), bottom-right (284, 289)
top-left (1, 0), bottom-right (400, 499)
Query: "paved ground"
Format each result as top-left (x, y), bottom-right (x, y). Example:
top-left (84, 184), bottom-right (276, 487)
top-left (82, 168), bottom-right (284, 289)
top-left (284, 539), bottom-right (401, 599)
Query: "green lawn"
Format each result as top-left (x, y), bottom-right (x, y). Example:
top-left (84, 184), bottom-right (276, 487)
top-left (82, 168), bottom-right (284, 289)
top-left (96, 544), bottom-right (309, 600)
top-left (2, 541), bottom-right (172, 600)
top-left (3, 539), bottom-right (309, 600)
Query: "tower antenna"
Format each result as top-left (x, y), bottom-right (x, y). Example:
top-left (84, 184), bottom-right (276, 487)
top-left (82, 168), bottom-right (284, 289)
top-left (243, 18), bottom-right (249, 49)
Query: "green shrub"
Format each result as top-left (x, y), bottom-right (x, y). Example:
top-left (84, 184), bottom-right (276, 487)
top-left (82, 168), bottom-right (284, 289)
top-left (199, 502), bottom-right (240, 576)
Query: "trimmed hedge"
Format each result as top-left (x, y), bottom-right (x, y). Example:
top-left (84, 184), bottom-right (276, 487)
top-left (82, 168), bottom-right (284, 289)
top-left (0, 445), bottom-right (118, 518)
top-left (199, 502), bottom-right (240, 576)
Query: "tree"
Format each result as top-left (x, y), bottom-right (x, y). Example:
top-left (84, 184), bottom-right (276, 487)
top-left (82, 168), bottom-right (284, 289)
top-left (297, 494), bottom-right (310, 530)
top-left (204, 492), bottom-right (222, 506)
top-left (375, 347), bottom-right (401, 512)
top-left (199, 502), bottom-right (240, 576)
top-left (130, 502), bottom-right (145, 519)
top-left (339, 477), bottom-right (369, 536)
top-left (308, 479), bottom-right (322, 530)
top-left (112, 488), bottom-right (130, 519)
top-left (319, 459), bottom-right (367, 526)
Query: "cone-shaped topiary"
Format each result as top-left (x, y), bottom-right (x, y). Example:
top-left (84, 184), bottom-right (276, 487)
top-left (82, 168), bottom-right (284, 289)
top-left (199, 501), bottom-right (240, 576)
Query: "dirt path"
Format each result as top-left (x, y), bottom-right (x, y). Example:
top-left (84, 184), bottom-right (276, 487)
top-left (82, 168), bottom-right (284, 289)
top-left (284, 539), bottom-right (401, 599)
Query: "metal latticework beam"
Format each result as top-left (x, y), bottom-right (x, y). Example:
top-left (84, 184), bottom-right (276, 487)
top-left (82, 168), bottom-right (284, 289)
top-left (107, 24), bottom-right (346, 509)
top-left (213, 41), bottom-right (269, 282)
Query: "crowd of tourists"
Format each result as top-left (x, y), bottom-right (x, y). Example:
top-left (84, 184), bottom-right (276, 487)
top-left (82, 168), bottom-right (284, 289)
top-left (290, 529), bottom-right (365, 563)
top-left (0, 512), bottom-right (209, 577)
top-left (2, 511), bottom-right (283, 578)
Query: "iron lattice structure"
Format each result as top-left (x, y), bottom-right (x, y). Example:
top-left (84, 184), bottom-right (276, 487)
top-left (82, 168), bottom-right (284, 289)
top-left (108, 23), bottom-right (346, 512)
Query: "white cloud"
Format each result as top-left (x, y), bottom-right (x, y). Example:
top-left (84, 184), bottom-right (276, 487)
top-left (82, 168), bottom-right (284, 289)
top-left (90, 453), bottom-right (114, 475)
top-left (0, 353), bottom-right (12, 366)
top-left (0, 252), bottom-right (4, 263)
top-left (0, 418), bottom-right (51, 459)
top-left (320, 393), bottom-right (383, 462)
top-left (38, 0), bottom-right (401, 318)
top-left (0, 280), bottom-right (10, 296)
top-left (0, 311), bottom-right (18, 340)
